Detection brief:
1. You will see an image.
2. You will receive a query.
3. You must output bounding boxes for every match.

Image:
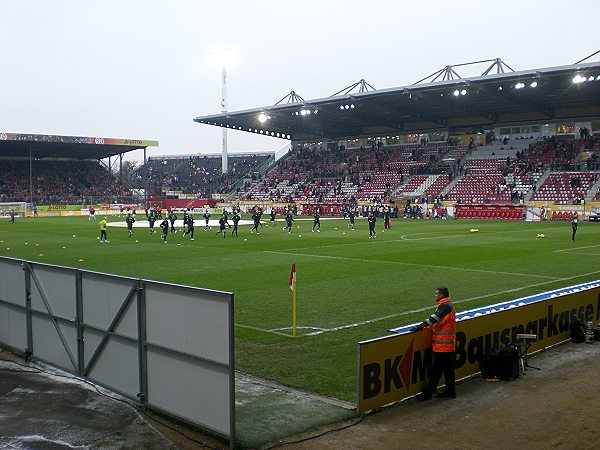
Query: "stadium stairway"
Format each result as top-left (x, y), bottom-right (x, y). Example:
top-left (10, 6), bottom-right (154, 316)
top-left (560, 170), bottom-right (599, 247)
top-left (585, 173), bottom-right (600, 203)
top-left (524, 168), bottom-right (551, 201)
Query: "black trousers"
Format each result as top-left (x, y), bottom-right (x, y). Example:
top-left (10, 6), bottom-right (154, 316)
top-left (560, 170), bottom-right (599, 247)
top-left (424, 351), bottom-right (455, 395)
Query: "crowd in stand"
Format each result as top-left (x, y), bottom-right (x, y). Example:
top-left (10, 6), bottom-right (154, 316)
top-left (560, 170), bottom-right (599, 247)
top-left (133, 154), bottom-right (270, 198)
top-left (2, 134), bottom-right (598, 209)
top-left (0, 159), bottom-right (134, 204)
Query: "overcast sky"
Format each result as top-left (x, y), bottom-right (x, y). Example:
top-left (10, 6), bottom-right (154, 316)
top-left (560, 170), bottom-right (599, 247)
top-left (1, 0), bottom-right (598, 163)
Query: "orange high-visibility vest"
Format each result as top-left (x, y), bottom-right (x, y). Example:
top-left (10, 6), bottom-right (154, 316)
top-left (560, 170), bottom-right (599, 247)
top-left (432, 297), bottom-right (456, 352)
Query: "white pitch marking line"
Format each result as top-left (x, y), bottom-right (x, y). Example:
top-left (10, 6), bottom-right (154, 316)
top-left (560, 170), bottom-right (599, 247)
top-left (553, 244), bottom-right (600, 253)
top-left (263, 251), bottom-right (559, 280)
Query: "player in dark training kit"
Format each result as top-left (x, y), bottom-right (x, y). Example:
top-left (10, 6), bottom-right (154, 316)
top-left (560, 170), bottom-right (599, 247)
top-left (160, 218), bottom-right (169, 243)
top-left (231, 213), bottom-right (240, 236)
top-left (126, 213), bottom-right (135, 237)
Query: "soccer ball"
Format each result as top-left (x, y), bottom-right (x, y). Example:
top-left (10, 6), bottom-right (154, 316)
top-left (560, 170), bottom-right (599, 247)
top-left (298, 235), bottom-right (302, 238)
top-left (469, 229), bottom-right (479, 233)
top-left (343, 232), bottom-right (346, 235)
top-left (244, 238), bottom-right (247, 241)
top-left (97, 237), bottom-right (100, 240)
top-left (73, 234), bottom-right (76, 237)
top-left (537, 233), bottom-right (545, 238)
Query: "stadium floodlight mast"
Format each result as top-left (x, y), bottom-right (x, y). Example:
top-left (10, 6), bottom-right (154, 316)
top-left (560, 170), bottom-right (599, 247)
top-left (209, 48), bottom-right (235, 174)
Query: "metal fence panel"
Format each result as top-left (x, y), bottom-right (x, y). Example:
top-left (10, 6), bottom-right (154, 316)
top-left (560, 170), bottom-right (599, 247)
top-left (84, 329), bottom-right (140, 397)
top-left (81, 272), bottom-right (139, 339)
top-left (145, 282), bottom-right (230, 364)
top-left (31, 314), bottom-right (77, 371)
top-left (147, 346), bottom-right (231, 436)
top-left (0, 256), bottom-right (235, 446)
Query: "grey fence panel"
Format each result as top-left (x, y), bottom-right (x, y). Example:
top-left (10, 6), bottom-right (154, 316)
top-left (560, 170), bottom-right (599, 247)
top-left (29, 265), bottom-right (76, 318)
top-left (146, 346), bottom-right (231, 437)
top-left (81, 272), bottom-right (139, 339)
top-left (145, 282), bottom-right (230, 363)
top-left (84, 329), bottom-right (140, 397)
top-left (0, 304), bottom-right (27, 350)
top-left (0, 258), bottom-right (27, 350)
top-left (0, 256), bottom-right (235, 446)
top-left (31, 314), bottom-right (78, 371)
top-left (0, 257), bottom-right (25, 306)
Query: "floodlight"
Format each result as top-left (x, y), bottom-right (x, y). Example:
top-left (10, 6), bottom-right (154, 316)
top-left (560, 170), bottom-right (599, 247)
top-left (258, 113), bottom-right (268, 123)
top-left (350, 104), bottom-right (355, 108)
top-left (588, 76), bottom-right (595, 82)
top-left (461, 89), bottom-right (467, 96)
top-left (596, 75), bottom-right (600, 80)
top-left (515, 82), bottom-right (525, 89)
top-left (530, 81), bottom-right (538, 88)
top-left (313, 109), bottom-right (318, 114)
top-left (453, 90), bottom-right (460, 96)
top-left (208, 48), bottom-right (236, 67)
top-left (498, 86), bottom-right (503, 91)
top-left (572, 75), bottom-right (584, 84)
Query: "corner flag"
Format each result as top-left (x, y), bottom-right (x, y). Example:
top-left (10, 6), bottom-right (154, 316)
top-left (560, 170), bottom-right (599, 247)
top-left (289, 263), bottom-right (296, 291)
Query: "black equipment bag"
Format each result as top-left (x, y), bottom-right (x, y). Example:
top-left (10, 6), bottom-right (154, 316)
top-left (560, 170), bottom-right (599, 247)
top-left (498, 344), bottom-right (520, 381)
top-left (480, 348), bottom-right (500, 379)
top-left (570, 318), bottom-right (587, 343)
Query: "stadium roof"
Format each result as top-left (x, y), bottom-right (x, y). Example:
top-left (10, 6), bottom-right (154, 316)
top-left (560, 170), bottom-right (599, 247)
top-left (194, 60), bottom-right (600, 142)
top-left (0, 133), bottom-right (158, 160)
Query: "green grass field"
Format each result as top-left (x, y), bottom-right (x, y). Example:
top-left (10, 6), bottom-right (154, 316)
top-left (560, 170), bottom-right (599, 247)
top-left (1, 215), bottom-right (599, 401)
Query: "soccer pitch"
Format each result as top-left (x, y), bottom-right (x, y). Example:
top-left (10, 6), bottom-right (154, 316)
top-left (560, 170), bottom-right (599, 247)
top-left (2, 215), bottom-right (599, 401)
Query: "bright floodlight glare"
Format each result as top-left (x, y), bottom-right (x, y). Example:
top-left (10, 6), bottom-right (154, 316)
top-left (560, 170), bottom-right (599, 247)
top-left (258, 113), bottom-right (268, 123)
top-left (530, 81), bottom-right (538, 88)
top-left (453, 90), bottom-right (460, 96)
top-left (350, 104), bottom-right (355, 108)
top-left (588, 76), bottom-right (595, 82)
top-left (515, 82), bottom-right (525, 89)
top-left (209, 48), bottom-right (235, 66)
top-left (461, 89), bottom-right (467, 96)
top-left (572, 75), bottom-right (584, 84)
top-left (596, 75), bottom-right (600, 80)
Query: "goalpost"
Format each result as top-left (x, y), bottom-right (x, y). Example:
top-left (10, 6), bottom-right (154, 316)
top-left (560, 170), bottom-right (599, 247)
top-left (0, 202), bottom-right (29, 218)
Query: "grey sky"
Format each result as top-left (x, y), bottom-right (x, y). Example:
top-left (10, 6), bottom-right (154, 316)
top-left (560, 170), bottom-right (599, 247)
top-left (1, 0), bottom-right (598, 163)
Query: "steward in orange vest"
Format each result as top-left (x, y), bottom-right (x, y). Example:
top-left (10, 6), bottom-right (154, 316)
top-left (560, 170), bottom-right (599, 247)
top-left (410, 286), bottom-right (457, 400)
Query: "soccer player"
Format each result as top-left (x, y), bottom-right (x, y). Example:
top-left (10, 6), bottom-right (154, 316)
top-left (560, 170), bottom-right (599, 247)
top-left (368, 212), bottom-right (377, 238)
top-left (203, 210), bottom-right (211, 230)
top-left (89, 206), bottom-right (96, 220)
top-left (183, 215), bottom-right (195, 240)
top-left (160, 218), bottom-right (169, 243)
top-left (216, 216), bottom-right (227, 238)
top-left (348, 209), bottom-right (355, 230)
top-left (231, 213), bottom-right (240, 236)
top-left (169, 210), bottom-right (177, 234)
top-left (250, 210), bottom-right (261, 234)
top-left (126, 213), bottom-right (135, 238)
top-left (284, 212), bottom-right (294, 234)
top-left (99, 217), bottom-right (108, 243)
top-left (312, 210), bottom-right (321, 233)
top-left (572, 215), bottom-right (578, 241)
top-left (9, 209), bottom-right (15, 223)
top-left (270, 209), bottom-right (276, 227)
top-left (148, 213), bottom-right (156, 236)
top-left (182, 209), bottom-right (190, 234)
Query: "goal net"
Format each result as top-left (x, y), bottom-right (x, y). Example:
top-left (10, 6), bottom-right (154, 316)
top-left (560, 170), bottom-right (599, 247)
top-left (0, 202), bottom-right (29, 218)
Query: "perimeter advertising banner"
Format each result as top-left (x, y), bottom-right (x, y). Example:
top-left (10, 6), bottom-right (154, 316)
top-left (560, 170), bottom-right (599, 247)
top-left (357, 281), bottom-right (600, 412)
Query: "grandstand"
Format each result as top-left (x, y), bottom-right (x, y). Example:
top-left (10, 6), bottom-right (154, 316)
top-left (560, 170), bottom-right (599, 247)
top-left (0, 133), bottom-right (157, 207)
